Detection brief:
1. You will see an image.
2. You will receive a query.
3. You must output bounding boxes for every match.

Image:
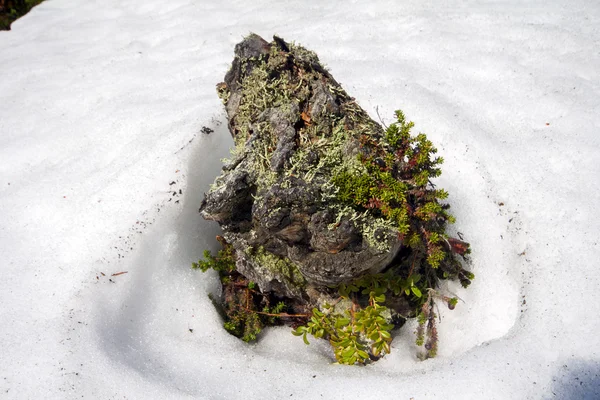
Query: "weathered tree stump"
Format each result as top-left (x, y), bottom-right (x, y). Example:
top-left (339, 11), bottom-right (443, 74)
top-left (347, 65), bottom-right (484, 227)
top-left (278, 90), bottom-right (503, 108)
top-left (198, 34), bottom-right (473, 362)
top-left (202, 34), bottom-right (404, 299)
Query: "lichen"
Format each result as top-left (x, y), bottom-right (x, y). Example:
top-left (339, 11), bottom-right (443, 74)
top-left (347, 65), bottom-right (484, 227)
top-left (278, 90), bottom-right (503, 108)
top-left (250, 246), bottom-right (306, 288)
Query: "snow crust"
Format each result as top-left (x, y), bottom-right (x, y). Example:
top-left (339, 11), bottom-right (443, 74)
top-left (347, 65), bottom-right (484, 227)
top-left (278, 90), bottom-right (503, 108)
top-left (1, 0), bottom-right (599, 398)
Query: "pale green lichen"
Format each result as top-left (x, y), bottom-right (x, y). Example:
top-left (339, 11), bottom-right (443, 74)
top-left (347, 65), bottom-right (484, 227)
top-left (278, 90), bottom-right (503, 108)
top-left (250, 246), bottom-right (306, 288)
top-left (288, 41), bottom-right (320, 64)
top-left (325, 204), bottom-right (398, 253)
top-left (287, 120), bottom-right (368, 185)
top-left (248, 137), bottom-right (278, 188)
top-left (217, 83), bottom-right (230, 104)
top-left (359, 217), bottom-right (399, 252)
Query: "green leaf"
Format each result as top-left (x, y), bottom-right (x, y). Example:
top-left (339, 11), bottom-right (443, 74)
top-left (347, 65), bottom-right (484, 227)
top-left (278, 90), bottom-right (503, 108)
top-left (342, 346), bottom-right (355, 358)
top-left (411, 286), bottom-right (422, 298)
top-left (374, 294), bottom-right (386, 303)
top-left (302, 332), bottom-right (310, 345)
top-left (383, 341), bottom-right (391, 354)
top-left (372, 344), bottom-right (382, 357)
top-left (339, 286), bottom-right (349, 298)
top-left (335, 317), bottom-right (351, 328)
top-left (292, 327), bottom-right (305, 336)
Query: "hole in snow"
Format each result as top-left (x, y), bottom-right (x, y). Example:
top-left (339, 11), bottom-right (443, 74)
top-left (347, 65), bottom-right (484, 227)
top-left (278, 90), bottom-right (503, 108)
top-left (91, 117), bottom-right (523, 382)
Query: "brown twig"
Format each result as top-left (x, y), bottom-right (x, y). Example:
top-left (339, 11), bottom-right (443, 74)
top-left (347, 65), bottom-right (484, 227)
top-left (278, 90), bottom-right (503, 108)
top-left (240, 306), bottom-right (309, 318)
top-left (408, 256), bottom-right (416, 277)
top-left (330, 296), bottom-right (344, 308)
top-left (111, 271), bottom-right (128, 277)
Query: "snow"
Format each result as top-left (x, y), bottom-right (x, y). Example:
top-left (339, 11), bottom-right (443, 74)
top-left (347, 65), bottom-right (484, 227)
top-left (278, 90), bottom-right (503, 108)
top-left (1, 0), bottom-right (599, 398)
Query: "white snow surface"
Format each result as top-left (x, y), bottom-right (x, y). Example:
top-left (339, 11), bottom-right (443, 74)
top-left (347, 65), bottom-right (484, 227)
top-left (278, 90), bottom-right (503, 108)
top-left (1, 0), bottom-right (599, 398)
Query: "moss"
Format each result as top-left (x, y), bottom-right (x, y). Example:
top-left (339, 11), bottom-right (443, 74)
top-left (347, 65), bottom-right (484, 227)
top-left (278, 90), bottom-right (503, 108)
top-left (193, 242), bottom-right (263, 342)
top-left (331, 171), bottom-right (374, 205)
top-left (322, 111), bottom-right (466, 276)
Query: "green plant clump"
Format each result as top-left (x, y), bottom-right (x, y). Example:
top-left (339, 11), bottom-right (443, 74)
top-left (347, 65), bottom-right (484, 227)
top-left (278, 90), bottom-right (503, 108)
top-left (193, 238), bottom-right (308, 342)
top-left (293, 270), bottom-right (466, 363)
top-left (293, 291), bottom-right (394, 365)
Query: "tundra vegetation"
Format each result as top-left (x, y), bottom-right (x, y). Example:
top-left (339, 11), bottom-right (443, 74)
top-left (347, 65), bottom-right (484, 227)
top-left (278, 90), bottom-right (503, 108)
top-left (195, 34), bottom-right (473, 364)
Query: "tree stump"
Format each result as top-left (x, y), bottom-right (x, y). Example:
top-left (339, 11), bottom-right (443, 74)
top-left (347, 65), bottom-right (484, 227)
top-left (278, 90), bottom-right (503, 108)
top-left (197, 34), bottom-right (473, 362)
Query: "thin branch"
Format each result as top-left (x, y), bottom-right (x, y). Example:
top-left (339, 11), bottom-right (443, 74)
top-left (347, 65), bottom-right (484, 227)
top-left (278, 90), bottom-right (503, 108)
top-left (375, 106), bottom-right (388, 129)
top-left (240, 306), bottom-right (309, 318)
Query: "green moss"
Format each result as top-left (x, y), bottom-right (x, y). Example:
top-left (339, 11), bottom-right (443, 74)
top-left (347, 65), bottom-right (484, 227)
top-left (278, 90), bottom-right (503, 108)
top-left (426, 245), bottom-right (446, 268)
top-left (223, 304), bottom-right (263, 342)
top-left (326, 111), bottom-right (467, 274)
top-left (194, 244), bottom-right (262, 342)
